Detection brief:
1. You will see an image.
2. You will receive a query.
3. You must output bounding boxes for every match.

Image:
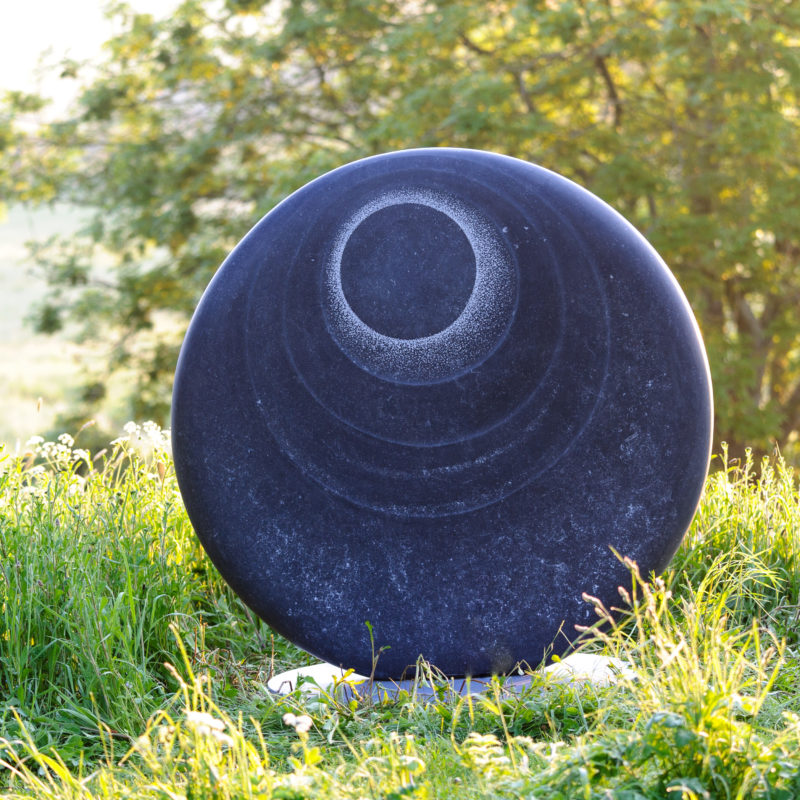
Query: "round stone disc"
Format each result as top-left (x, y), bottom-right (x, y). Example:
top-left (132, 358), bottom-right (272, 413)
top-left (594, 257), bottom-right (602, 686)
top-left (172, 148), bottom-right (712, 678)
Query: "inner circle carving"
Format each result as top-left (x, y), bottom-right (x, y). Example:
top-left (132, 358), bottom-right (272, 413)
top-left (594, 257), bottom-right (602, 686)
top-left (323, 188), bottom-right (516, 383)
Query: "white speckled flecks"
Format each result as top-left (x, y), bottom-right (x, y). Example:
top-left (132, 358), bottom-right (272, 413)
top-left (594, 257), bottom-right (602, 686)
top-left (323, 188), bottom-right (515, 382)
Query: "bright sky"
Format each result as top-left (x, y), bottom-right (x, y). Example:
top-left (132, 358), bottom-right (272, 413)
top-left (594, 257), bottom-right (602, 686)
top-left (1, 0), bottom-right (176, 109)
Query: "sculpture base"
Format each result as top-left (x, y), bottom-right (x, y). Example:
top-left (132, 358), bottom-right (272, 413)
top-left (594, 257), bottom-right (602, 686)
top-left (267, 653), bottom-right (634, 702)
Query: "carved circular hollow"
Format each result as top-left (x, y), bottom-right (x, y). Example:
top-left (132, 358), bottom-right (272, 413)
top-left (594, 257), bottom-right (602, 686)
top-left (172, 148), bottom-right (713, 678)
top-left (339, 201), bottom-right (476, 339)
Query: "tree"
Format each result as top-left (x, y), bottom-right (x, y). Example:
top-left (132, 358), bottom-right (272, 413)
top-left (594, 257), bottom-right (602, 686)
top-left (2, 0), bottom-right (799, 458)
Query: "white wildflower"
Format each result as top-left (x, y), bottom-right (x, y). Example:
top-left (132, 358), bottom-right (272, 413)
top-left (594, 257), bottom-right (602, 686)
top-left (184, 710), bottom-right (234, 746)
top-left (282, 712), bottom-right (313, 734)
top-left (114, 421), bottom-right (172, 459)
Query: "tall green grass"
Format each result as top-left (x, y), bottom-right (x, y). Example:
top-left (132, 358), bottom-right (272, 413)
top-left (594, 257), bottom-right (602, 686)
top-left (1, 434), bottom-right (800, 798)
top-left (0, 425), bottom-right (304, 761)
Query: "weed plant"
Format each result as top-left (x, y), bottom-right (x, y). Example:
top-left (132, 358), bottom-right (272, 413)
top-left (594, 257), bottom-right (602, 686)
top-left (1, 433), bottom-right (799, 798)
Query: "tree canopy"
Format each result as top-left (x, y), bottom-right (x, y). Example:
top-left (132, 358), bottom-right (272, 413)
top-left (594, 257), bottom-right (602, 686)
top-left (2, 0), bottom-right (799, 458)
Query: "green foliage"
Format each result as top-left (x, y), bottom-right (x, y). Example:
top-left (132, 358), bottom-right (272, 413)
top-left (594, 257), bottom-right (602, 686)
top-left (671, 448), bottom-right (800, 643)
top-left (1, 0), bottom-right (799, 454)
top-left (0, 425), bottom-right (303, 759)
top-left (2, 436), bottom-right (800, 797)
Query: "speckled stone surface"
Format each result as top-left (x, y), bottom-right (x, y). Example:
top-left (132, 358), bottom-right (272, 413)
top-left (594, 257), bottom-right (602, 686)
top-left (172, 148), bottom-right (713, 679)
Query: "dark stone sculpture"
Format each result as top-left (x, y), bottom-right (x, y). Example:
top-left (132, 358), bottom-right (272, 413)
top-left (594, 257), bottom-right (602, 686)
top-left (172, 148), bottom-right (713, 678)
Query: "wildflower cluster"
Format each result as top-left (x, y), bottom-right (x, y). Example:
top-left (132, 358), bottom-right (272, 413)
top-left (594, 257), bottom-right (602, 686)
top-left (112, 420), bottom-right (172, 459)
top-left (24, 432), bottom-right (91, 471)
top-left (282, 712), bottom-right (314, 735)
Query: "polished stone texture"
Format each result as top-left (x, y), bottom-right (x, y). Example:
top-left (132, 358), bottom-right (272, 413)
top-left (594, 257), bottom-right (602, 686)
top-left (172, 148), bottom-right (713, 679)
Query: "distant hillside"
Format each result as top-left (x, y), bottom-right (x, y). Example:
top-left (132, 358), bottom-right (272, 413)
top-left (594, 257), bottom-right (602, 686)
top-left (0, 206), bottom-right (87, 445)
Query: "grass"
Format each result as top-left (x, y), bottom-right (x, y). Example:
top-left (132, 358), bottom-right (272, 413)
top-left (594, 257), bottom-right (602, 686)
top-left (1, 429), bottom-right (800, 798)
